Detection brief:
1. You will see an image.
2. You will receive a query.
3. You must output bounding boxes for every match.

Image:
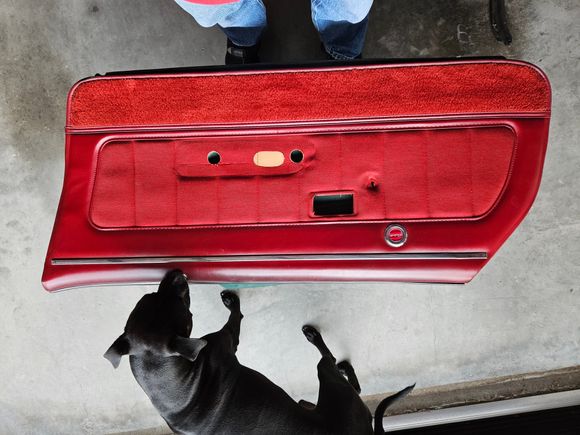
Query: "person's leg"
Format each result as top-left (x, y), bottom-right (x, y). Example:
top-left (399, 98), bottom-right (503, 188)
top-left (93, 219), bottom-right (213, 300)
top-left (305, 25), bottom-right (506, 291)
top-left (174, 0), bottom-right (266, 63)
top-left (174, 0), bottom-right (267, 46)
top-left (311, 0), bottom-right (373, 60)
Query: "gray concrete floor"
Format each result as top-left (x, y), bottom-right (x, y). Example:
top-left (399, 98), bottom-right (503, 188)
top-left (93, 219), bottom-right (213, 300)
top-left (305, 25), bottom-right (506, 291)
top-left (0, 0), bottom-right (578, 433)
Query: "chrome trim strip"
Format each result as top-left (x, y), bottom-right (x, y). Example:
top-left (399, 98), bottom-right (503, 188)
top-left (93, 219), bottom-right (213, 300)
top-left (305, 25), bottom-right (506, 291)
top-left (52, 252), bottom-right (487, 266)
top-left (382, 389), bottom-right (580, 431)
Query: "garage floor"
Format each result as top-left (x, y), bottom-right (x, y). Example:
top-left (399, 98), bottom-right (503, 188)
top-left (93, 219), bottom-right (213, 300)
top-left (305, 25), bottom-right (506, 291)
top-left (0, 0), bottom-right (578, 433)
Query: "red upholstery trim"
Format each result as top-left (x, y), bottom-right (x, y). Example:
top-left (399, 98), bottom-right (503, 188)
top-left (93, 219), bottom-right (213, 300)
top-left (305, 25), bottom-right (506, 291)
top-left (68, 62), bottom-right (550, 129)
top-left (175, 143), bottom-right (315, 178)
top-left (42, 61), bottom-right (551, 290)
top-left (89, 125), bottom-right (515, 229)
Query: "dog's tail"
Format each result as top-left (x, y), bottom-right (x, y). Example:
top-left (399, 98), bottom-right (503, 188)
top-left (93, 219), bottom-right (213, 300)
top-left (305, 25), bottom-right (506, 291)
top-left (373, 384), bottom-right (415, 435)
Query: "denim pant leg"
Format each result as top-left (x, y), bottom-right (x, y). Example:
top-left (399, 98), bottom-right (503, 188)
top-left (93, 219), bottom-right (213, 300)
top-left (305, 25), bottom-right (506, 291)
top-left (174, 0), bottom-right (267, 46)
top-left (311, 0), bottom-right (373, 59)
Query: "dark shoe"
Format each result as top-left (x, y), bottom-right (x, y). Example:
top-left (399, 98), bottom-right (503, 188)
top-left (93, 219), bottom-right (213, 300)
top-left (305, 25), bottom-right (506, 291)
top-left (225, 39), bottom-right (260, 65)
top-left (320, 42), bottom-right (362, 60)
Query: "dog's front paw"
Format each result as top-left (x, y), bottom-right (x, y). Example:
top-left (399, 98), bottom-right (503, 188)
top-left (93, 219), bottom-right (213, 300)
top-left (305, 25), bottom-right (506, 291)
top-left (302, 325), bottom-right (321, 343)
top-left (220, 291), bottom-right (240, 311)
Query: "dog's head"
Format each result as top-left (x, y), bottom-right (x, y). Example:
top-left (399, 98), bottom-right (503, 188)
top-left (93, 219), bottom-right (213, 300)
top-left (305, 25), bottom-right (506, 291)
top-left (104, 269), bottom-right (207, 368)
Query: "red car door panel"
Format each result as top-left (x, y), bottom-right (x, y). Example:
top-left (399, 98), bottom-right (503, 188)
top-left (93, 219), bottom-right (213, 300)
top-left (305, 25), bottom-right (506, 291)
top-left (42, 60), bottom-right (550, 291)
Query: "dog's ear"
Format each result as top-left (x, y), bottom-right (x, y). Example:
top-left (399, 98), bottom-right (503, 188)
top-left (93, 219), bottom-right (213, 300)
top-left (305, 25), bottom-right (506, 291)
top-left (104, 333), bottom-right (130, 368)
top-left (169, 336), bottom-right (207, 362)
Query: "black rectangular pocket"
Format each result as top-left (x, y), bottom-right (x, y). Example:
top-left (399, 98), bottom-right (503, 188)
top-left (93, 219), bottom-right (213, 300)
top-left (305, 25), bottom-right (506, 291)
top-left (313, 194), bottom-right (354, 216)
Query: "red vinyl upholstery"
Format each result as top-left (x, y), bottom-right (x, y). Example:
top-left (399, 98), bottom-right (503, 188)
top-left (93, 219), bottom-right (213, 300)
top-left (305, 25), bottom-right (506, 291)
top-left (42, 60), bottom-right (551, 291)
top-left (90, 126), bottom-right (515, 228)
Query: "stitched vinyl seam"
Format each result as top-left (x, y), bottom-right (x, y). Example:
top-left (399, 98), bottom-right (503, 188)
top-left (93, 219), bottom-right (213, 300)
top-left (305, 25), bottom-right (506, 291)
top-left (216, 167), bottom-right (220, 225)
top-left (382, 133), bottom-right (388, 218)
top-left (173, 141), bottom-right (178, 226)
top-left (339, 134), bottom-right (344, 189)
top-left (131, 141), bottom-right (137, 227)
top-left (65, 112), bottom-right (551, 134)
top-left (72, 118), bottom-right (526, 143)
top-left (87, 124), bottom-right (518, 231)
top-left (424, 130), bottom-right (432, 218)
top-left (468, 129), bottom-right (475, 216)
top-left (256, 172), bottom-right (261, 224)
top-left (297, 155), bottom-right (303, 222)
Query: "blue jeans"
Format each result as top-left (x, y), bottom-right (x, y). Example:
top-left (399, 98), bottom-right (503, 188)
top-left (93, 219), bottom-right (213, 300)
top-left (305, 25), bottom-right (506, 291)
top-left (174, 0), bottom-right (373, 60)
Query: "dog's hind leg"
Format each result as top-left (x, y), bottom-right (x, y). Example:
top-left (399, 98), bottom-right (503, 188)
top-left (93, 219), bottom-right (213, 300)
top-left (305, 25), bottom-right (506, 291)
top-left (301, 325), bottom-right (361, 394)
top-left (337, 361), bottom-right (362, 394)
top-left (302, 325), bottom-right (336, 364)
top-left (302, 326), bottom-right (370, 429)
top-left (219, 291), bottom-right (243, 353)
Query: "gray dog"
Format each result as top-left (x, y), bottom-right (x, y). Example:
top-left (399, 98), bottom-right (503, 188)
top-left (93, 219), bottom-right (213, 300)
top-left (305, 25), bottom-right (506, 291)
top-left (105, 269), bottom-right (413, 434)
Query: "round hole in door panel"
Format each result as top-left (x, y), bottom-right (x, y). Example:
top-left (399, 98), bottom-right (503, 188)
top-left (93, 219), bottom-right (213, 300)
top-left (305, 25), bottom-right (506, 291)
top-left (89, 126), bottom-right (516, 229)
top-left (207, 151), bottom-right (220, 164)
top-left (290, 149), bottom-right (304, 163)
